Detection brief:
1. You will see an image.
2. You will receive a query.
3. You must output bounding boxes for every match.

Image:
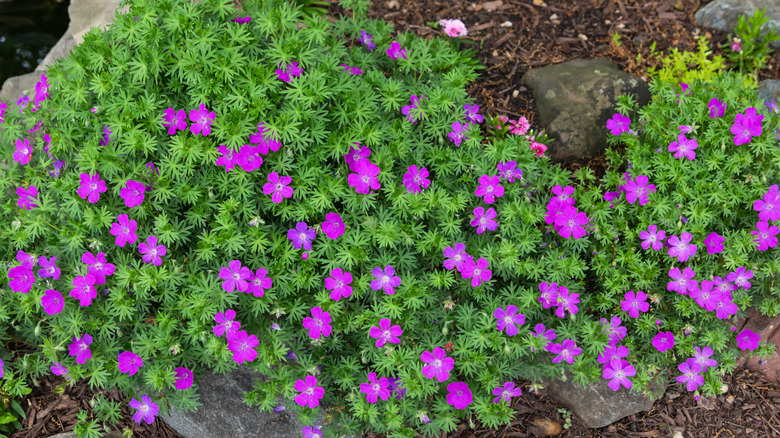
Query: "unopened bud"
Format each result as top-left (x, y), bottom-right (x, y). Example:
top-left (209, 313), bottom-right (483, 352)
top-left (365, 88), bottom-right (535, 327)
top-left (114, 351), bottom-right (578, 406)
top-left (504, 344), bottom-right (511, 355)
top-left (442, 326), bottom-right (449, 336)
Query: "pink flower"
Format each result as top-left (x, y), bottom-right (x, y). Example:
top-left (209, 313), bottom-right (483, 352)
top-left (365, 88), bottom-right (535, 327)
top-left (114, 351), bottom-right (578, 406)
top-left (446, 382), bottom-right (472, 409)
top-left (668, 134), bottom-right (698, 160)
top-left (41, 289), bottom-right (64, 315)
top-left (754, 189), bottom-right (780, 222)
top-left (508, 117), bottom-right (530, 135)
top-left (493, 381), bottom-right (522, 403)
top-left (370, 265), bottom-right (402, 295)
top-left (620, 291), bottom-right (649, 318)
top-left (118, 351), bottom-right (144, 376)
top-left (82, 251), bottom-right (115, 284)
top-left (215, 145), bottom-right (238, 172)
top-left (464, 104), bottom-right (483, 124)
top-left (703, 232), bottom-right (725, 254)
top-left (494, 305), bottom-right (525, 336)
top-left (597, 344), bottom-right (629, 365)
top-left (676, 361), bottom-right (704, 392)
top-left (736, 329), bottom-right (760, 351)
top-left (174, 367), bottom-right (193, 390)
top-left (731, 107), bottom-right (763, 145)
top-left (551, 185), bottom-right (576, 206)
top-left (13, 138), bottom-right (32, 165)
top-left (294, 375), bottom-right (324, 408)
top-left (16, 185), bottom-right (38, 210)
top-left (139, 236), bottom-right (166, 266)
top-left (360, 372), bottom-right (391, 403)
top-left (110, 214), bottom-right (138, 247)
top-left (652, 332), bottom-right (675, 352)
top-left (475, 175), bottom-right (504, 204)
top-left (530, 141), bottom-right (547, 157)
top-left (461, 257), bottom-right (492, 287)
top-left (443, 243), bottom-right (470, 271)
top-left (77, 173), bottom-right (108, 203)
top-left (162, 108), bottom-right (187, 135)
top-left (599, 316), bottom-right (627, 345)
top-left (538, 282), bottom-right (559, 309)
top-left (344, 143), bottom-right (371, 170)
top-left (667, 267), bottom-right (698, 295)
top-left (403, 165), bottom-right (431, 194)
top-left (689, 280), bottom-right (720, 311)
top-left (70, 274), bottom-right (97, 306)
top-left (302, 307), bottom-right (332, 339)
top-left (130, 395), bottom-right (159, 425)
top-left (726, 267), bottom-right (753, 290)
top-left (50, 361), bottom-right (69, 378)
top-left (262, 172), bottom-right (294, 203)
top-left (667, 232), bottom-right (698, 262)
top-left (714, 293), bottom-right (738, 319)
top-left (554, 206), bottom-right (588, 239)
top-left (708, 98), bottom-right (726, 118)
top-left (752, 220), bottom-right (779, 251)
top-left (120, 180), bottom-right (146, 208)
top-left (231, 16), bottom-right (252, 23)
top-left (470, 206), bottom-right (498, 234)
top-left (213, 309), bottom-right (241, 339)
top-left (624, 175), bottom-right (655, 205)
top-left (530, 324), bottom-right (556, 352)
top-left (219, 260), bottom-right (252, 293)
top-left (603, 359), bottom-right (636, 391)
top-left (369, 318), bottom-right (402, 348)
top-left (68, 334), bottom-right (93, 364)
top-left (691, 346), bottom-right (718, 371)
top-left (386, 41), bottom-right (407, 60)
top-left (188, 103), bottom-right (215, 136)
top-left (322, 212), bottom-right (345, 240)
top-left (549, 339), bottom-right (582, 365)
top-left (640, 224), bottom-right (666, 251)
top-left (246, 268), bottom-right (272, 297)
top-left (37, 256), bottom-right (60, 280)
top-left (730, 37), bottom-right (742, 52)
top-left (606, 113), bottom-right (631, 135)
top-left (227, 330), bottom-right (259, 363)
top-left (497, 161), bottom-right (522, 183)
top-left (236, 145), bottom-right (263, 172)
top-left (554, 286), bottom-right (579, 318)
top-left (439, 18), bottom-right (468, 37)
top-left (275, 60), bottom-right (302, 83)
top-left (421, 347), bottom-right (454, 382)
top-left (287, 222), bottom-right (316, 251)
top-left (249, 123), bottom-right (281, 154)
top-left (347, 160), bottom-right (381, 194)
top-left (9, 264), bottom-right (35, 293)
top-left (325, 268), bottom-right (353, 301)
top-left (448, 121), bottom-right (470, 146)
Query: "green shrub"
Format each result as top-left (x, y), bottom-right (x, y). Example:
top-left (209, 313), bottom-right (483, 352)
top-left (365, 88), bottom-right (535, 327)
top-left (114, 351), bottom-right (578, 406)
top-left (723, 7), bottom-right (780, 81)
top-left (647, 36), bottom-right (729, 87)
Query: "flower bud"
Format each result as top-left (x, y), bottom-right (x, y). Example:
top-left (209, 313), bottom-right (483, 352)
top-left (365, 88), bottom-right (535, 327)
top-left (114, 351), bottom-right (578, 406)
top-left (170, 343), bottom-right (181, 355)
top-left (442, 326), bottom-right (449, 336)
top-left (676, 219), bottom-right (682, 229)
top-left (274, 405), bottom-right (285, 413)
top-left (504, 343), bottom-right (511, 355)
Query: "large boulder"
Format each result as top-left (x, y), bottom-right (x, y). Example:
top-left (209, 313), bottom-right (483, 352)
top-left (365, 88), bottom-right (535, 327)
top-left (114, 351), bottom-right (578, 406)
top-left (521, 58), bottom-right (650, 163)
top-left (0, 71), bottom-right (41, 102)
top-left (758, 79), bottom-right (780, 105)
top-left (67, 0), bottom-right (125, 45)
top-left (543, 370), bottom-right (667, 429)
top-left (694, 0), bottom-right (780, 49)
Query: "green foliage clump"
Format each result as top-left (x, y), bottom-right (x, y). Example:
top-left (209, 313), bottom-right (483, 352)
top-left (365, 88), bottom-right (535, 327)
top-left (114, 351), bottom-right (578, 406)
top-left (647, 36), bottom-right (729, 87)
top-left (723, 7), bottom-right (780, 80)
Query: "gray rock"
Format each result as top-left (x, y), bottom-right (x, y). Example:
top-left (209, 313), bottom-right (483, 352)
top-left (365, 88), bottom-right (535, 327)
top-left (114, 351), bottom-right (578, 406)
top-left (48, 431), bottom-right (122, 438)
top-left (0, 71), bottom-right (41, 102)
top-left (162, 365), bottom-right (308, 438)
top-left (36, 29), bottom-right (77, 72)
top-left (521, 58), bottom-right (650, 162)
top-left (758, 79), bottom-right (780, 104)
top-left (544, 371), bottom-right (667, 429)
top-left (68, 0), bottom-right (126, 44)
top-left (694, 0), bottom-right (780, 49)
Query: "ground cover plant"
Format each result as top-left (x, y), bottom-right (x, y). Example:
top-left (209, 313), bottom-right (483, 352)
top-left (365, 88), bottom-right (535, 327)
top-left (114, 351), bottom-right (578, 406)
top-left (0, 0), bottom-right (779, 437)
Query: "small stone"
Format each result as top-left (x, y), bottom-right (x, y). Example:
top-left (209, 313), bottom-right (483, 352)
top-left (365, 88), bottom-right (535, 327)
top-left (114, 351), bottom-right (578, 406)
top-left (550, 13), bottom-right (559, 20)
top-left (500, 21), bottom-right (513, 27)
top-left (617, 23), bottom-right (625, 29)
top-left (532, 0), bottom-right (546, 6)
top-left (720, 384), bottom-right (729, 393)
top-left (512, 89), bottom-right (519, 98)
top-left (605, 19), bottom-right (612, 24)
top-left (726, 395), bottom-right (735, 404)
top-left (578, 34), bottom-right (588, 41)
top-left (665, 391), bottom-right (681, 400)
top-left (672, 431), bottom-right (684, 438)
top-left (483, 0), bottom-right (503, 12)
top-left (492, 49), bottom-right (499, 57)
top-left (386, 0), bottom-right (399, 8)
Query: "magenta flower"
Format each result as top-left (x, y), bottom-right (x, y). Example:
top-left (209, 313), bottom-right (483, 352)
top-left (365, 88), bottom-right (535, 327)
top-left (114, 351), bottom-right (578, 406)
top-left (138, 236), bottom-right (166, 266)
top-left (13, 138), bottom-right (32, 165)
top-left (287, 222), bottom-right (316, 251)
top-left (599, 316), bottom-right (627, 345)
top-left (322, 212), bottom-right (345, 240)
top-left (446, 382), bottom-right (472, 410)
top-left (421, 347), bottom-right (454, 382)
top-left (508, 117), bottom-right (530, 135)
top-left (213, 309), bottom-right (241, 339)
top-left (162, 108), bottom-right (187, 135)
top-left (676, 361), bottom-right (704, 391)
top-left (538, 282), bottom-right (559, 309)
top-left (475, 175), bottom-right (504, 204)
top-left (360, 372), bottom-right (391, 403)
top-left (215, 145), bottom-right (238, 172)
top-left (713, 276), bottom-right (735, 295)
top-left (231, 16), bottom-right (251, 23)
top-left (726, 267), bottom-right (753, 290)
top-left (16, 185), bottom-right (38, 210)
top-left (188, 103), bottom-right (215, 136)
top-left (554, 206), bottom-right (588, 239)
top-left (359, 30), bottom-right (376, 51)
top-left (249, 123), bottom-right (281, 154)
top-left (51, 361), bottom-right (69, 378)
top-left (606, 113), bottom-right (631, 135)
top-left (668, 134), bottom-right (698, 160)
top-left (386, 41), bottom-right (407, 60)
top-left (689, 280), bottom-right (720, 311)
top-left (344, 143), bottom-right (371, 170)
top-left (652, 332), bottom-right (675, 352)
top-left (174, 367), bottom-right (193, 390)
top-left (371, 265), bottom-right (402, 295)
top-left (549, 339), bottom-right (582, 365)
top-left (471, 206), bottom-right (498, 234)
top-left (667, 267), bottom-right (698, 295)
top-left (219, 260), bottom-right (252, 293)
top-left (443, 243), bottom-right (469, 272)
top-left (497, 161), bottom-right (522, 183)
top-left (347, 159), bottom-right (381, 194)
top-left (303, 307), bottom-right (332, 339)
top-left (302, 426), bottom-right (323, 438)
top-left (8, 264), bottom-right (35, 293)
top-left (530, 324), bottom-right (556, 351)
top-left (678, 125), bottom-right (693, 134)
top-left (68, 334), bottom-right (93, 364)
top-left (691, 346), bottom-right (718, 371)
top-left (228, 330), bottom-right (259, 363)
top-left (110, 214), bottom-right (138, 247)
top-left (597, 344), bottom-right (629, 365)
top-left (624, 175), bottom-right (655, 205)
top-left (129, 395), bottom-right (158, 424)
top-left (492, 381), bottom-right (522, 403)
top-left (275, 60), bottom-right (302, 83)
top-left (37, 256), bottom-right (60, 280)
top-left (554, 287), bottom-right (580, 318)
top-left (461, 257), bottom-right (492, 287)
top-left (494, 305), bottom-right (525, 336)
top-left (403, 165), bottom-right (431, 194)
top-left (731, 107), bottom-right (763, 145)
top-left (667, 232), bottom-right (698, 262)
top-left (118, 351), bottom-right (144, 376)
top-left (551, 185), bottom-right (576, 206)
top-left (236, 145), bottom-right (263, 172)
top-left (82, 251), bottom-right (115, 284)
top-left (77, 172), bottom-right (107, 203)
top-left (639, 224), bottom-right (666, 251)
top-left (736, 329), bottom-right (760, 351)
top-left (448, 121), bottom-right (470, 146)
top-left (708, 98), bottom-right (725, 118)
top-left (41, 289), bottom-right (64, 315)
top-left (754, 190), bottom-right (780, 222)
top-left (464, 103), bottom-right (483, 124)
top-left (246, 268), bottom-right (272, 297)
top-left (325, 268), bottom-right (353, 301)
top-left (621, 291), bottom-right (649, 318)
top-left (752, 220), bottom-right (779, 251)
top-left (714, 293), bottom-right (738, 319)
top-left (703, 232), bottom-right (725, 254)
top-left (70, 274), bottom-right (97, 306)
top-left (294, 375), bottom-right (324, 408)
top-left (261, 172), bottom-right (293, 203)
top-left (603, 359), bottom-right (636, 391)
top-left (120, 180), bottom-right (146, 208)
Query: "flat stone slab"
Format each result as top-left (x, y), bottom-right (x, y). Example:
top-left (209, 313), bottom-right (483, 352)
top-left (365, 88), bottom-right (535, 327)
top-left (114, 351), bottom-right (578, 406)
top-left (695, 0), bottom-right (780, 49)
top-left (0, 71), bottom-right (40, 102)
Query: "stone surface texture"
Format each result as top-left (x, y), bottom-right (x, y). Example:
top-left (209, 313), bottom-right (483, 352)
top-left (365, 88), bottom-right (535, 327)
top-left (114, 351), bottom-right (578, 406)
top-left (68, 0), bottom-right (126, 44)
top-left (694, 0), bottom-right (780, 49)
top-left (0, 71), bottom-right (41, 101)
top-left (163, 365), bottom-right (306, 438)
top-left (521, 58), bottom-right (650, 162)
top-left (544, 370), bottom-right (667, 429)
top-left (48, 431), bottom-right (122, 438)
top-left (735, 307), bottom-right (780, 385)
top-left (758, 79), bottom-right (780, 104)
